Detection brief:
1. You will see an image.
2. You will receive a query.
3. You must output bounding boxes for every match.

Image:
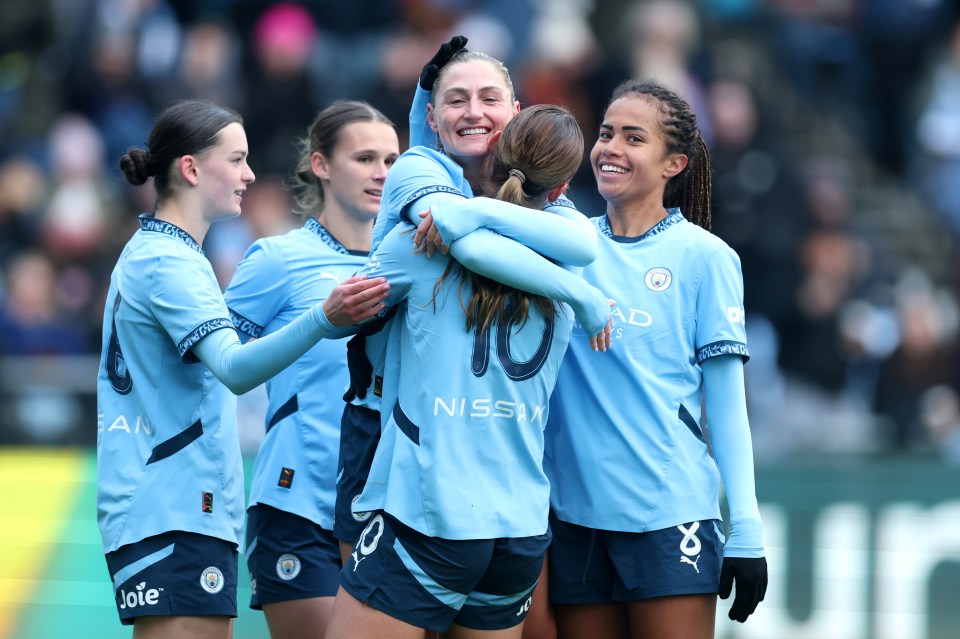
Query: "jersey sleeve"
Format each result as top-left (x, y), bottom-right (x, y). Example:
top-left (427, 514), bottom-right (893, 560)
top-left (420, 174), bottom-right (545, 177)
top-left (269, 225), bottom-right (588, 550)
top-left (408, 86), bottom-right (435, 149)
top-left (450, 229), bottom-right (611, 336)
top-left (223, 240), bottom-right (290, 341)
top-left (695, 244), bottom-right (750, 364)
top-left (428, 197), bottom-right (597, 266)
top-left (357, 223), bottom-right (418, 312)
top-left (371, 148), bottom-right (468, 252)
top-left (147, 253), bottom-right (234, 363)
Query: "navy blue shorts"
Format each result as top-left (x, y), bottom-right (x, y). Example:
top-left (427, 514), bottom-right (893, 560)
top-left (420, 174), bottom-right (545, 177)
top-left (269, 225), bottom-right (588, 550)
top-left (245, 504), bottom-right (342, 607)
top-left (548, 513), bottom-right (723, 604)
top-left (333, 403), bottom-right (381, 544)
top-left (105, 530), bottom-right (238, 625)
top-left (341, 512), bottom-right (550, 633)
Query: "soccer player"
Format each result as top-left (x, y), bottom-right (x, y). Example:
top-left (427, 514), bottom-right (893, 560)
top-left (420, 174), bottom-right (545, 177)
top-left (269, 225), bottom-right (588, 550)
top-left (223, 101), bottom-right (399, 639)
top-left (335, 43), bottom-right (612, 639)
top-left (544, 80), bottom-right (768, 639)
top-left (326, 103), bottom-right (588, 639)
top-left (96, 99), bottom-right (389, 639)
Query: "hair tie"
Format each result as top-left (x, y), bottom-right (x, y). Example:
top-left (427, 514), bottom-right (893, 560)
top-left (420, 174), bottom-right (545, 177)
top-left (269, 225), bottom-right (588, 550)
top-left (508, 168), bottom-right (526, 184)
top-left (143, 150), bottom-right (156, 177)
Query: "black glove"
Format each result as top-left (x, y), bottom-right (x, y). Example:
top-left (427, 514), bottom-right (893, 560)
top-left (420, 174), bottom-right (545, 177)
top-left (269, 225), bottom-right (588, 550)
top-left (719, 556), bottom-right (767, 623)
top-left (342, 334), bottom-right (373, 402)
top-left (419, 35), bottom-right (469, 91)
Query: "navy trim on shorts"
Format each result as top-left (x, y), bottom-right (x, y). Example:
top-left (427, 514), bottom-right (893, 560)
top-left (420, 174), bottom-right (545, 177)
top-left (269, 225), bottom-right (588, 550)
top-left (267, 394), bottom-right (299, 433)
top-left (147, 420), bottom-right (202, 464)
top-left (112, 543), bottom-right (176, 590)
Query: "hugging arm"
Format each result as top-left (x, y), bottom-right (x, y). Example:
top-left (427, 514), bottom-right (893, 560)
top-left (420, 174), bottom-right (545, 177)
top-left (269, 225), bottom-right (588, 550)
top-left (194, 276), bottom-right (388, 395)
top-left (424, 197), bottom-right (597, 266)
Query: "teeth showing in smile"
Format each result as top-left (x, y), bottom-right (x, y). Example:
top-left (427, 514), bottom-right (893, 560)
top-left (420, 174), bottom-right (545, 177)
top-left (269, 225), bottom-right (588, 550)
top-left (459, 128), bottom-right (490, 137)
top-left (366, 189), bottom-right (382, 196)
top-left (600, 164), bottom-right (627, 174)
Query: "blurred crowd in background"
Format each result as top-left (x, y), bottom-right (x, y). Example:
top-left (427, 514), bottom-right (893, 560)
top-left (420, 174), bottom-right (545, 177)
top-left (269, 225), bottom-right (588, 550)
top-left (3, 0), bottom-right (960, 464)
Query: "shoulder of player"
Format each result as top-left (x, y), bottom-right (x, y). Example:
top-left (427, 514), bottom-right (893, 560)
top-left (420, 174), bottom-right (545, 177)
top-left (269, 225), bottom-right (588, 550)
top-left (677, 220), bottom-right (738, 258)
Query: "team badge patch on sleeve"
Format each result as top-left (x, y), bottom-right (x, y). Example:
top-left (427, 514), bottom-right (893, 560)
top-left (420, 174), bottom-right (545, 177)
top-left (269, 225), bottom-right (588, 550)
top-left (202, 491), bottom-right (214, 513)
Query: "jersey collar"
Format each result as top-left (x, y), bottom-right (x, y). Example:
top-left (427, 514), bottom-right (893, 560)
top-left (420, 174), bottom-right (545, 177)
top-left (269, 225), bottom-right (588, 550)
top-left (139, 213), bottom-right (203, 254)
top-left (304, 217), bottom-right (351, 255)
top-left (598, 207), bottom-right (684, 242)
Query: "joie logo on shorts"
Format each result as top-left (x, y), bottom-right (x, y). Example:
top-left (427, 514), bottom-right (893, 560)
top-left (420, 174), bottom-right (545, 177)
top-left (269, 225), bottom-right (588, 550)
top-left (200, 566), bottom-right (225, 593)
top-left (276, 553), bottom-right (301, 581)
top-left (678, 522), bottom-right (702, 574)
top-left (118, 581), bottom-right (162, 609)
top-left (351, 514), bottom-right (384, 572)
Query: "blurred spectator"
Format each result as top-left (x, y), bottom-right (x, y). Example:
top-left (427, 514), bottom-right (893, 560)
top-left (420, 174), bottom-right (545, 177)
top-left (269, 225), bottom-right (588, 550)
top-left (162, 17), bottom-right (243, 108)
top-left (708, 76), bottom-right (806, 326)
top-left (914, 20), bottom-right (960, 236)
top-left (242, 2), bottom-right (320, 177)
top-left (0, 250), bottom-right (87, 355)
top-left (873, 269), bottom-right (960, 451)
top-left (859, 0), bottom-right (955, 175)
top-left (0, 157), bottom-right (45, 264)
top-left (40, 113), bottom-right (120, 263)
top-left (776, 159), bottom-right (875, 394)
top-left (765, 0), bottom-right (861, 113)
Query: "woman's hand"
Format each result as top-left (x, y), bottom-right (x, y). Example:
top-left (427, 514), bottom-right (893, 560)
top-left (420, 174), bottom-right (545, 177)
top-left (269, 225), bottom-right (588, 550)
top-left (414, 208), bottom-right (449, 257)
top-left (321, 275), bottom-right (390, 326)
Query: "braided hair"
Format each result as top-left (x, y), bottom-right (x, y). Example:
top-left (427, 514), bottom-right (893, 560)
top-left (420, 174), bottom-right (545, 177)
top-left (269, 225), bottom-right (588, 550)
top-left (609, 80), bottom-right (712, 230)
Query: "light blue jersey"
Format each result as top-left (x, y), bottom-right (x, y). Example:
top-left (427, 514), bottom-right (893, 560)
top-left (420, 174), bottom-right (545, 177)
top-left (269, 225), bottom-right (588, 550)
top-left (97, 215), bottom-right (244, 553)
top-left (356, 221), bottom-right (575, 540)
top-left (546, 210), bottom-right (750, 533)
top-left (224, 218), bottom-right (368, 530)
top-left (370, 146), bottom-right (472, 253)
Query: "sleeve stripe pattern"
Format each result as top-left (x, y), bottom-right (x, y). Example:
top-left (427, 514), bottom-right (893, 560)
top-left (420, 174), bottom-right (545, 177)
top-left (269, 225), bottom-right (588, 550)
top-left (178, 318), bottom-right (235, 359)
top-left (229, 309), bottom-right (264, 339)
top-left (695, 340), bottom-right (749, 365)
top-left (400, 185), bottom-right (466, 223)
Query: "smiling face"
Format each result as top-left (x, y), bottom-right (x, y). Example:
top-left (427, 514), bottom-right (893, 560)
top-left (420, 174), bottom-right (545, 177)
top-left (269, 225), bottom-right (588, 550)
top-left (590, 95), bottom-right (687, 209)
top-left (314, 120), bottom-right (399, 222)
top-left (194, 122), bottom-right (255, 220)
top-left (427, 58), bottom-right (520, 166)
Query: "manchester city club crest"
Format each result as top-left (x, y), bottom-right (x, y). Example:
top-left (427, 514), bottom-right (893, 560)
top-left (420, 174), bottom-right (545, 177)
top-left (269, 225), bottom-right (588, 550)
top-left (200, 566), bottom-right (225, 594)
top-left (276, 553), bottom-right (301, 581)
top-left (644, 267), bottom-right (673, 291)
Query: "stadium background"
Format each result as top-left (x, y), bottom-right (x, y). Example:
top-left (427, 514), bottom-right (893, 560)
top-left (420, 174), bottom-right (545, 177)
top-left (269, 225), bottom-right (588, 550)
top-left (2, 0), bottom-right (960, 637)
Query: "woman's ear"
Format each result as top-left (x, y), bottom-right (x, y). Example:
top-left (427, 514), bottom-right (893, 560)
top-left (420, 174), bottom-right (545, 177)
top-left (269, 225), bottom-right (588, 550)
top-left (311, 151), bottom-right (330, 180)
top-left (663, 153), bottom-right (689, 179)
top-left (427, 103), bottom-right (439, 133)
top-left (547, 182), bottom-right (569, 202)
top-left (179, 155), bottom-right (200, 186)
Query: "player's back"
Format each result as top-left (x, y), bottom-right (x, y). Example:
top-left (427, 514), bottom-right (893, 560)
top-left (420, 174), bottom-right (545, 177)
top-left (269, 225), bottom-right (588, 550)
top-left (369, 224), bottom-right (574, 540)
